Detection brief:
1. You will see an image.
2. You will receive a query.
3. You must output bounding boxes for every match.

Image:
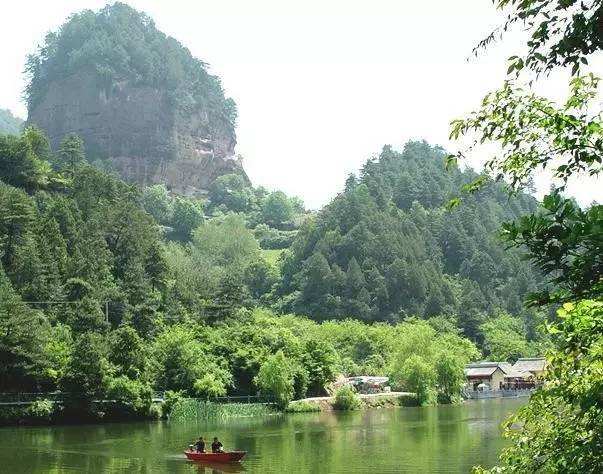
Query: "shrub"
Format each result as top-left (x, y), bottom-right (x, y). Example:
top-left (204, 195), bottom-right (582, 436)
top-left (0, 407), bottom-right (27, 425)
top-left (255, 351), bottom-right (294, 409)
top-left (394, 354), bottom-right (436, 406)
top-left (332, 386), bottom-right (362, 410)
top-left (193, 373), bottom-right (227, 399)
top-left (285, 401), bottom-right (321, 413)
top-left (148, 403), bottom-right (163, 420)
top-left (162, 390), bottom-right (184, 418)
top-left (105, 376), bottom-right (153, 418)
top-left (27, 399), bottom-right (54, 422)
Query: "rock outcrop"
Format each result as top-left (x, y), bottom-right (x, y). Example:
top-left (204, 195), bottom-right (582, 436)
top-left (28, 71), bottom-right (246, 195)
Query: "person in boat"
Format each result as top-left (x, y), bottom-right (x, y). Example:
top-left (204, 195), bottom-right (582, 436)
top-left (211, 437), bottom-right (224, 453)
top-left (194, 436), bottom-right (205, 453)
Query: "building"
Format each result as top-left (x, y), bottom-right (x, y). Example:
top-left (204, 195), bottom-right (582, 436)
top-left (464, 358), bottom-right (547, 396)
top-left (502, 368), bottom-right (534, 390)
top-left (512, 357), bottom-right (547, 379)
top-left (464, 362), bottom-right (507, 392)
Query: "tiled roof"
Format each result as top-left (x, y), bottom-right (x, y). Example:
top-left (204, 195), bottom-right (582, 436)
top-left (504, 369), bottom-right (532, 378)
top-left (464, 362), bottom-right (508, 377)
top-left (512, 358), bottom-right (546, 373)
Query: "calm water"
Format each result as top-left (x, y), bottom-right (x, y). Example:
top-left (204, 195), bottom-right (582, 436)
top-left (0, 398), bottom-right (524, 473)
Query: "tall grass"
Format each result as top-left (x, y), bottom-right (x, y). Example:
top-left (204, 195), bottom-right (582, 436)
top-left (169, 399), bottom-right (275, 422)
top-left (285, 400), bottom-right (321, 413)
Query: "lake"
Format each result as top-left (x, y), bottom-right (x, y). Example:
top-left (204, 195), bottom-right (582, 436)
top-left (0, 398), bottom-right (524, 473)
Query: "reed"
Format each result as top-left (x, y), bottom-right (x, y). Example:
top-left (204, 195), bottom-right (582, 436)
top-left (169, 399), bottom-right (275, 421)
top-left (285, 401), bottom-right (321, 413)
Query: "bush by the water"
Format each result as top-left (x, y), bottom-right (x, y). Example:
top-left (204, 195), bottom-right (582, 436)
top-left (27, 399), bottom-right (55, 422)
top-left (0, 400), bottom-right (56, 425)
top-left (332, 386), bottom-right (362, 410)
top-left (169, 399), bottom-right (275, 421)
top-left (285, 401), bottom-right (321, 413)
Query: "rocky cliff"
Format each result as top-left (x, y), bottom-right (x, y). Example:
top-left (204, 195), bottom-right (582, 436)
top-left (29, 71), bottom-right (245, 195)
top-left (25, 3), bottom-right (247, 195)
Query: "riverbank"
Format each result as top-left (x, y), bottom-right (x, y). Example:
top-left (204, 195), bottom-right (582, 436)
top-left (0, 392), bottom-right (428, 426)
top-left (286, 392), bottom-right (417, 412)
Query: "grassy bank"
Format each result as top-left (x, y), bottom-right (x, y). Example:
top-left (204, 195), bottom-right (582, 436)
top-left (286, 392), bottom-right (419, 413)
top-left (169, 399), bottom-right (276, 421)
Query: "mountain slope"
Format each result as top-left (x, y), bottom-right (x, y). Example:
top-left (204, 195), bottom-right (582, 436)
top-left (279, 141), bottom-right (543, 339)
top-left (25, 2), bottom-right (246, 195)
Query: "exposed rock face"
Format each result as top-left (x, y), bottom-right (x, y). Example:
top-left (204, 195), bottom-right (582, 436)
top-left (28, 71), bottom-right (247, 195)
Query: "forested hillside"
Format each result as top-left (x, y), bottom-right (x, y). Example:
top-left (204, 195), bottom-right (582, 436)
top-left (0, 109), bottom-right (23, 135)
top-left (2, 126), bottom-right (546, 421)
top-left (279, 141), bottom-right (543, 340)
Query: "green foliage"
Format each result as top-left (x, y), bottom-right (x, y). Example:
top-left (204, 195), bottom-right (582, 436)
top-left (142, 184), bottom-right (172, 224)
top-left (191, 214), bottom-right (259, 277)
top-left (56, 134), bottom-right (85, 173)
top-left (105, 375), bottom-right (152, 418)
top-left (285, 400), bottom-right (321, 413)
top-left (169, 399), bottom-right (273, 421)
top-left (479, 314), bottom-right (534, 362)
top-left (24, 3), bottom-right (237, 128)
top-left (60, 332), bottom-right (108, 412)
top-left (255, 350), bottom-right (294, 409)
top-left (332, 385), bottom-right (362, 410)
top-left (461, 2), bottom-right (603, 471)
top-left (434, 352), bottom-right (466, 404)
top-left (0, 266), bottom-right (50, 391)
top-left (162, 390), bottom-right (184, 418)
top-left (393, 354), bottom-right (436, 406)
top-left (450, 75), bottom-right (602, 192)
top-left (26, 399), bottom-right (55, 422)
top-left (170, 197), bottom-right (204, 241)
top-left (108, 326), bottom-right (149, 380)
top-left (43, 323), bottom-right (72, 385)
top-left (262, 191), bottom-right (295, 228)
top-left (208, 174), bottom-right (253, 213)
top-left (0, 127), bottom-right (55, 193)
top-left (388, 320), bottom-right (477, 404)
top-left (0, 109), bottom-right (23, 135)
top-left (477, 301), bottom-right (603, 473)
top-left (151, 325), bottom-right (231, 393)
top-left (502, 192), bottom-right (602, 306)
top-left (279, 141), bottom-right (541, 336)
top-left (478, 1), bottom-right (603, 76)
top-left (302, 339), bottom-right (338, 395)
top-left (193, 373), bottom-right (227, 399)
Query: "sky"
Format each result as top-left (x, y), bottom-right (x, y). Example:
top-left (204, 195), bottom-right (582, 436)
top-left (0, 0), bottom-right (600, 208)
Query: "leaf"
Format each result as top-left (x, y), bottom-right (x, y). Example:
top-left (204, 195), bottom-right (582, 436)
top-left (445, 154), bottom-right (458, 170)
top-left (445, 198), bottom-right (461, 211)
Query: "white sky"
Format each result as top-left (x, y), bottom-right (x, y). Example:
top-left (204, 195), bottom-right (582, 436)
top-left (0, 0), bottom-right (601, 208)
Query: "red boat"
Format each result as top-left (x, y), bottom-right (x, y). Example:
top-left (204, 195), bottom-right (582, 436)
top-left (184, 450), bottom-right (246, 463)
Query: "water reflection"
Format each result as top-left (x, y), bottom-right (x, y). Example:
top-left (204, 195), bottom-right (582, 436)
top-left (0, 398), bottom-right (525, 473)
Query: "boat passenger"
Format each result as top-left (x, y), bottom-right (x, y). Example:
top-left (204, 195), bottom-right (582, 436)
top-left (194, 437), bottom-right (205, 453)
top-left (211, 437), bottom-right (224, 453)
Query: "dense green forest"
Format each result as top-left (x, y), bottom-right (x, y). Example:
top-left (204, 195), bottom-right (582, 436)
top-left (0, 0), bottom-right (573, 428)
top-left (279, 142), bottom-right (544, 339)
top-left (0, 126), bottom-right (546, 422)
top-left (0, 109), bottom-right (23, 135)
